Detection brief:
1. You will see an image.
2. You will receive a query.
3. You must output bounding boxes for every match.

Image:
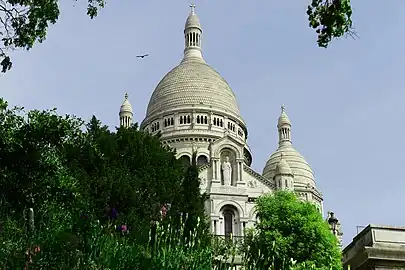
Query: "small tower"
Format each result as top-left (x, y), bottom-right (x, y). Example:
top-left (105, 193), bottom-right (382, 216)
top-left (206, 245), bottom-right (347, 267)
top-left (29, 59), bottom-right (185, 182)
top-left (183, 4), bottom-right (205, 61)
top-left (278, 105), bottom-right (292, 146)
top-left (273, 153), bottom-right (294, 191)
top-left (119, 93), bottom-right (133, 128)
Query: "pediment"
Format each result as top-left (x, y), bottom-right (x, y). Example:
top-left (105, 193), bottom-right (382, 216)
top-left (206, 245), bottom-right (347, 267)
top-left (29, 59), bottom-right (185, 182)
top-left (211, 134), bottom-right (245, 148)
top-left (209, 135), bottom-right (245, 160)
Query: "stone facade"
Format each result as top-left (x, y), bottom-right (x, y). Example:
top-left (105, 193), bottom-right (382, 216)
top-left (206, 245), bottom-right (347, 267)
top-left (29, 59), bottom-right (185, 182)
top-left (343, 225), bottom-right (405, 269)
top-left (118, 5), bottom-right (324, 237)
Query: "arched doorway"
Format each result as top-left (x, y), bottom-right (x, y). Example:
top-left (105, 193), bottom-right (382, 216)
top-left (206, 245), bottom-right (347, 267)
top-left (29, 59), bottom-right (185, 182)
top-left (219, 205), bottom-right (240, 237)
top-left (223, 209), bottom-right (234, 237)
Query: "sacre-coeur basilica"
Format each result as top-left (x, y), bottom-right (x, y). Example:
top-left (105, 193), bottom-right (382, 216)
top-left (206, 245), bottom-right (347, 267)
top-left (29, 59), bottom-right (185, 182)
top-left (117, 5), bottom-right (339, 240)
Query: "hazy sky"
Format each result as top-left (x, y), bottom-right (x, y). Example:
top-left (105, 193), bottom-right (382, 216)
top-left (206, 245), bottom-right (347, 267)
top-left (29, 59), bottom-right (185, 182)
top-left (2, 0), bottom-right (405, 246)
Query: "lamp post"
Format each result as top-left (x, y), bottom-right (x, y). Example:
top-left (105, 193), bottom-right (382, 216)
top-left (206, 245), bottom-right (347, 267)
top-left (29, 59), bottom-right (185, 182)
top-left (328, 211), bottom-right (338, 235)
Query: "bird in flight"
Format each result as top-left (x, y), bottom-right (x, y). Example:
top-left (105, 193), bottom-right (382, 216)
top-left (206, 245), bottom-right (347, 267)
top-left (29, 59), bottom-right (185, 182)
top-left (136, 54), bottom-right (149, 58)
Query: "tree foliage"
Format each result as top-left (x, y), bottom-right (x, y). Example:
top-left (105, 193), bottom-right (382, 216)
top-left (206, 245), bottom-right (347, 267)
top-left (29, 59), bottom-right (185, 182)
top-left (68, 116), bottom-right (185, 240)
top-left (0, 97), bottom-right (188, 268)
top-left (307, 0), bottom-right (354, 48)
top-left (0, 97), bottom-right (83, 218)
top-left (0, 0), bottom-right (105, 73)
top-left (0, 0), bottom-right (354, 73)
top-left (243, 191), bottom-right (342, 270)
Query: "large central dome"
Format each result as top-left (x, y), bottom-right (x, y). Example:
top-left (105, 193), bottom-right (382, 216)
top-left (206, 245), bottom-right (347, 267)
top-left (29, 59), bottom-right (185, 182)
top-left (144, 5), bottom-right (242, 121)
top-left (146, 59), bottom-right (240, 117)
top-left (140, 5), bottom-right (251, 165)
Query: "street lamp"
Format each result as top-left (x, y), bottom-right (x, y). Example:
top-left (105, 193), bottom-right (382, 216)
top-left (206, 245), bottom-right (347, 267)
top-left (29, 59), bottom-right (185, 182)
top-left (328, 212), bottom-right (338, 235)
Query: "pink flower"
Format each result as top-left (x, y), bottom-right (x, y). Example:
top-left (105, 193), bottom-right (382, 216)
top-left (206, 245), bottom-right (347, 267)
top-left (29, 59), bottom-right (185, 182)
top-left (160, 204), bottom-right (168, 218)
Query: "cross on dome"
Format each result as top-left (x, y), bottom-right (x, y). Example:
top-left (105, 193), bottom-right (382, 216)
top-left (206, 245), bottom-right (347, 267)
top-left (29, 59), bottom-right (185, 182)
top-left (190, 3), bottom-right (196, 14)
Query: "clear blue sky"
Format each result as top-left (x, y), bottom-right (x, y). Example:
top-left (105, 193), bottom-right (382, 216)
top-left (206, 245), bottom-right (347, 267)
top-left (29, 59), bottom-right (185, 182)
top-left (2, 0), bottom-right (405, 246)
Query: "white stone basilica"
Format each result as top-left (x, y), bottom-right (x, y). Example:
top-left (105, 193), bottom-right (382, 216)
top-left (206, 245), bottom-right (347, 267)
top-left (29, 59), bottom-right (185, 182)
top-left (118, 6), bottom-right (324, 237)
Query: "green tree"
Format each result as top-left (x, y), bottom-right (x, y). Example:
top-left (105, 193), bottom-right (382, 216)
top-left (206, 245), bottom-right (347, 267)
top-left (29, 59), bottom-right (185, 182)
top-left (0, 97), bottom-right (90, 268)
top-left (0, 97), bottom-right (83, 220)
top-left (65, 115), bottom-right (185, 243)
top-left (0, 99), bottom-right (188, 268)
top-left (0, 1), bottom-right (354, 73)
top-left (180, 151), bottom-right (210, 246)
top-left (242, 191), bottom-right (342, 270)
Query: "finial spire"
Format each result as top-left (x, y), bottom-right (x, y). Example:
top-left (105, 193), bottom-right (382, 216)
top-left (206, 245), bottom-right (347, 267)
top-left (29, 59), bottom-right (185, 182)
top-left (190, 3), bottom-right (196, 14)
top-left (281, 104), bottom-right (285, 113)
top-left (124, 92), bottom-right (129, 100)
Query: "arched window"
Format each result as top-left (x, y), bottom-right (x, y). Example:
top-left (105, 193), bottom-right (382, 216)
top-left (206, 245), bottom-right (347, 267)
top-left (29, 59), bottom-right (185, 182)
top-left (187, 115), bottom-right (191, 124)
top-left (179, 155), bottom-right (191, 168)
top-left (197, 115), bottom-right (200, 124)
top-left (204, 116), bottom-right (208, 124)
top-left (197, 155), bottom-right (208, 166)
top-left (170, 118), bottom-right (174, 125)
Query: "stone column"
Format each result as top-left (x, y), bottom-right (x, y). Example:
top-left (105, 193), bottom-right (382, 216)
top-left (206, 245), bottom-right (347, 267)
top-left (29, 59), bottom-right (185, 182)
top-left (211, 158), bottom-right (221, 185)
top-left (240, 162), bottom-right (243, 182)
top-left (192, 110), bottom-right (196, 126)
top-left (217, 160), bottom-right (221, 181)
top-left (236, 158), bottom-right (245, 186)
top-left (211, 199), bottom-right (214, 213)
top-left (238, 162), bottom-right (241, 182)
top-left (233, 218), bottom-right (238, 236)
top-left (211, 219), bottom-right (215, 234)
top-left (174, 112), bottom-right (179, 130)
top-left (215, 220), bottom-right (220, 235)
top-left (214, 160), bottom-right (218, 179)
top-left (241, 221), bottom-right (246, 236)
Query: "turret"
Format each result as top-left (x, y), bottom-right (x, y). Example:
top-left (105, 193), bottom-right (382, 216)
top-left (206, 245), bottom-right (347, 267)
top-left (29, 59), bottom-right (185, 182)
top-left (273, 153), bottom-right (294, 191)
top-left (183, 4), bottom-right (205, 62)
top-left (278, 105), bottom-right (292, 146)
top-left (119, 93), bottom-right (133, 128)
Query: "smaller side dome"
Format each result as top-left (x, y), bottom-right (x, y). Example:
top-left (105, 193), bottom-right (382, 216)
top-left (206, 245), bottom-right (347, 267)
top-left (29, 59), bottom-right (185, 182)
top-left (278, 105), bottom-right (291, 127)
top-left (275, 153), bottom-right (293, 175)
top-left (120, 93), bottom-right (133, 114)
